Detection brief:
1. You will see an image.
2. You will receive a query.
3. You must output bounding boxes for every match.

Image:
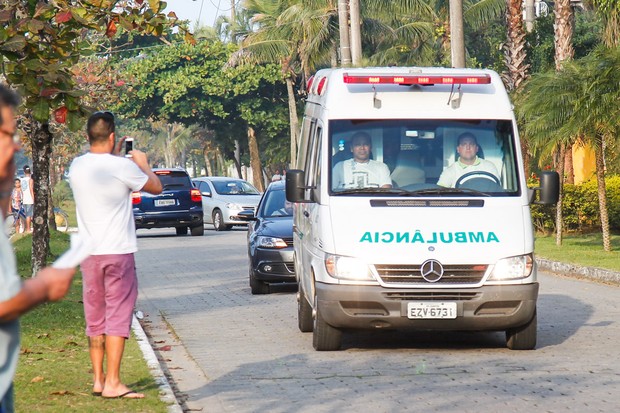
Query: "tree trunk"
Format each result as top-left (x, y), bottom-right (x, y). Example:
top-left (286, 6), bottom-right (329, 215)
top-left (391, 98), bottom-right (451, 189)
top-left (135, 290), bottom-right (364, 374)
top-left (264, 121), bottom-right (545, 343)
top-left (203, 145), bottom-right (213, 176)
top-left (349, 0), bottom-right (362, 66)
top-left (504, 0), bottom-right (529, 91)
top-left (553, 0), bottom-right (574, 70)
top-left (594, 137), bottom-right (611, 252)
top-left (247, 127), bottom-right (263, 192)
top-left (286, 76), bottom-right (299, 169)
top-left (31, 122), bottom-right (52, 276)
top-left (554, 145), bottom-right (566, 246)
top-left (564, 145), bottom-right (574, 185)
top-left (449, 0), bottom-right (466, 68)
top-left (337, 0), bottom-right (352, 66)
top-left (234, 139), bottom-right (242, 178)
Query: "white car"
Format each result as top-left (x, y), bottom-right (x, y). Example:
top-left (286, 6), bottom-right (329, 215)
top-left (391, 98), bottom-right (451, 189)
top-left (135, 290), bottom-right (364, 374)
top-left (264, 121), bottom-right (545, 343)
top-left (192, 177), bottom-right (262, 231)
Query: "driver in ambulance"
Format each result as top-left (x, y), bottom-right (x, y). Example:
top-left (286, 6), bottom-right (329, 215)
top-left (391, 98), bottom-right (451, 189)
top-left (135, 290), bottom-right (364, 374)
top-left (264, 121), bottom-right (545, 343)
top-left (437, 132), bottom-right (499, 188)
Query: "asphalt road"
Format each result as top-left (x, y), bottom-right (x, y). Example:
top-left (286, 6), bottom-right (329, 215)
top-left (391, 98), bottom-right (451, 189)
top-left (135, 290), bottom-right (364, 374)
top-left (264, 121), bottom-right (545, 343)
top-left (135, 227), bottom-right (620, 413)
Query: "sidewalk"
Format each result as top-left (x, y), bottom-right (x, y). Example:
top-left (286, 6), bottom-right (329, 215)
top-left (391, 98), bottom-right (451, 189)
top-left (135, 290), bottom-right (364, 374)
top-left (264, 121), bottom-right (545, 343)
top-left (536, 258), bottom-right (620, 286)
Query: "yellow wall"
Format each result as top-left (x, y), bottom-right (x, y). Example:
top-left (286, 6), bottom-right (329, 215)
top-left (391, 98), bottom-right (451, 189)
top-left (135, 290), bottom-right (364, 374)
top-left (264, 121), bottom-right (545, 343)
top-left (572, 144), bottom-right (596, 184)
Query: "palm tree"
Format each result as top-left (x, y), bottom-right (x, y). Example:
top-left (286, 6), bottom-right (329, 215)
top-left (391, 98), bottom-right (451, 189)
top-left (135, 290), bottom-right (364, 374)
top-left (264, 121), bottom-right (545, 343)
top-left (516, 47), bottom-right (620, 251)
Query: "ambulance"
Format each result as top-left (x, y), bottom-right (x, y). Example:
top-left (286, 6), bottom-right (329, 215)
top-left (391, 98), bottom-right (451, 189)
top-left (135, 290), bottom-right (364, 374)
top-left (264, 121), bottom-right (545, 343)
top-left (286, 67), bottom-right (559, 351)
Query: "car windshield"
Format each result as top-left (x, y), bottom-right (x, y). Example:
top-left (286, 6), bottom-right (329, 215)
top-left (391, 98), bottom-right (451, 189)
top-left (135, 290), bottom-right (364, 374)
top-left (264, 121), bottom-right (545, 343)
top-left (212, 180), bottom-right (260, 195)
top-left (260, 189), bottom-right (293, 218)
top-left (329, 119), bottom-right (521, 197)
top-left (156, 171), bottom-right (191, 189)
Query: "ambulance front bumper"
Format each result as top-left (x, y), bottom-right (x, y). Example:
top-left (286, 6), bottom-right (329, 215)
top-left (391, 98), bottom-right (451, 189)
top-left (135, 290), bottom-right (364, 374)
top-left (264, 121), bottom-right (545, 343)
top-left (316, 282), bottom-right (538, 331)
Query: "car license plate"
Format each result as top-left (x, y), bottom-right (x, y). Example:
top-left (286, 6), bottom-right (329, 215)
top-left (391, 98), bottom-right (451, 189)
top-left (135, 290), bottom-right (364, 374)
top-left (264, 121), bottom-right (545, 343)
top-left (154, 199), bottom-right (175, 207)
top-left (407, 302), bottom-right (457, 319)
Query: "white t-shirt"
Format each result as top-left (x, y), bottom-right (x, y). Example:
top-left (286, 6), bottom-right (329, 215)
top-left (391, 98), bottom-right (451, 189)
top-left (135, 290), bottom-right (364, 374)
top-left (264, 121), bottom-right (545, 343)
top-left (437, 157), bottom-right (499, 188)
top-left (69, 153), bottom-right (148, 255)
top-left (333, 159), bottom-right (392, 189)
top-left (0, 215), bottom-right (21, 399)
top-left (20, 176), bottom-right (33, 205)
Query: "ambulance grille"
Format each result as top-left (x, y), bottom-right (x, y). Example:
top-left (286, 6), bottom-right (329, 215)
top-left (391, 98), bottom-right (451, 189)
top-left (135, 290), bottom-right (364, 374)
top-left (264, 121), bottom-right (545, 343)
top-left (384, 292), bottom-right (480, 301)
top-left (374, 264), bottom-right (487, 285)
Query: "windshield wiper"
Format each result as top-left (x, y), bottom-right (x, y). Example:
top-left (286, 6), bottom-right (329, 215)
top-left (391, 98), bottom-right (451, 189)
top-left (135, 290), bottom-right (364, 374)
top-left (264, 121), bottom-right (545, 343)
top-left (406, 187), bottom-right (490, 197)
top-left (334, 188), bottom-right (407, 195)
top-left (163, 183), bottom-right (184, 189)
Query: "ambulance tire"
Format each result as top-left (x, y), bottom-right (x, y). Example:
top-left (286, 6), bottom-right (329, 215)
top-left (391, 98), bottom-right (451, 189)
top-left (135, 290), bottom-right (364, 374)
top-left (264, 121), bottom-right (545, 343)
top-left (506, 309), bottom-right (537, 350)
top-left (313, 300), bottom-right (342, 351)
top-left (297, 286), bottom-right (313, 333)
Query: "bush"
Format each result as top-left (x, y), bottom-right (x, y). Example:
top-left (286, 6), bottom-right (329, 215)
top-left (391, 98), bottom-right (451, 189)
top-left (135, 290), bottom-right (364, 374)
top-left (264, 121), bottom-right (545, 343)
top-left (530, 174), bottom-right (620, 233)
top-left (52, 179), bottom-right (73, 207)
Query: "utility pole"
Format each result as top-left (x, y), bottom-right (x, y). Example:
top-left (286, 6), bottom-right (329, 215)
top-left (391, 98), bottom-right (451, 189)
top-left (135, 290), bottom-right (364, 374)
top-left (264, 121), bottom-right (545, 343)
top-left (349, 0), bottom-right (362, 66)
top-left (231, 0), bottom-right (236, 21)
top-left (449, 0), bottom-right (466, 68)
top-left (337, 0), bottom-right (352, 66)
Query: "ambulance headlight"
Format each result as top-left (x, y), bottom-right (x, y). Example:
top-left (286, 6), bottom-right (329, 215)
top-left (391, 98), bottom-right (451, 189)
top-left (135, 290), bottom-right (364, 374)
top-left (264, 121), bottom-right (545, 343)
top-left (488, 254), bottom-right (533, 280)
top-left (325, 254), bottom-right (374, 281)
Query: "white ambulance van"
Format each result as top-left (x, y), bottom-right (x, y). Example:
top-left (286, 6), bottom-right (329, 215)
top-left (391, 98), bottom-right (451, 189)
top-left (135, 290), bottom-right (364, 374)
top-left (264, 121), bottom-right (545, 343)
top-left (286, 67), bottom-right (559, 351)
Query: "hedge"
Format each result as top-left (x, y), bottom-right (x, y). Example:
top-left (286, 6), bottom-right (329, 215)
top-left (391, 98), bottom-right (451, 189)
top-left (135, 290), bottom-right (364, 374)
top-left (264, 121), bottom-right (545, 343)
top-left (530, 174), bottom-right (620, 233)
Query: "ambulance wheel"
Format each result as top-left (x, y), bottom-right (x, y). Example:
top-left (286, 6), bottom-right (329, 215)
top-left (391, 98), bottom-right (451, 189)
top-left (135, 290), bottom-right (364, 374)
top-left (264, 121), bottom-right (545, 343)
top-left (297, 286), bottom-right (313, 333)
top-left (506, 309), bottom-right (537, 350)
top-left (312, 299), bottom-right (341, 351)
top-left (455, 171), bottom-right (500, 188)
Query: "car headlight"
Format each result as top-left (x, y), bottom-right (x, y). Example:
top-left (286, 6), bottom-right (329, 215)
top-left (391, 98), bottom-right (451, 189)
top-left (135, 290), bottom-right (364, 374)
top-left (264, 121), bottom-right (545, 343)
top-left (325, 254), bottom-right (375, 281)
top-left (488, 254), bottom-right (533, 280)
top-left (257, 236), bottom-right (287, 249)
top-left (226, 202), bottom-right (243, 211)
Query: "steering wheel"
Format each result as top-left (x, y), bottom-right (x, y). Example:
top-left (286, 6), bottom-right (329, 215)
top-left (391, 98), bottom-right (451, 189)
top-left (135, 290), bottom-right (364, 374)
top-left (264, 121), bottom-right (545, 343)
top-left (455, 171), bottom-right (500, 188)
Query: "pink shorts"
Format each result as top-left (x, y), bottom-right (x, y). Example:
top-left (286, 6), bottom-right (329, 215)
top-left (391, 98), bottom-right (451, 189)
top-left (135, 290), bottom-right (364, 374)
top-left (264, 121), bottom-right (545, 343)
top-left (80, 253), bottom-right (138, 338)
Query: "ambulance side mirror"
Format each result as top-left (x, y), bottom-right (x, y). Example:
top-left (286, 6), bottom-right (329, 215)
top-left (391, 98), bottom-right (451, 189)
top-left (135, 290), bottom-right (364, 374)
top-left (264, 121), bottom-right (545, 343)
top-left (529, 171), bottom-right (560, 205)
top-left (286, 169), bottom-right (314, 203)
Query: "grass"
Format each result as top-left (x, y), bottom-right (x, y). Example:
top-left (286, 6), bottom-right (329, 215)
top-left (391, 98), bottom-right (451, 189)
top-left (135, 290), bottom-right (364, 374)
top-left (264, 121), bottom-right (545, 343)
top-left (12, 231), bottom-right (170, 412)
top-left (535, 232), bottom-right (620, 272)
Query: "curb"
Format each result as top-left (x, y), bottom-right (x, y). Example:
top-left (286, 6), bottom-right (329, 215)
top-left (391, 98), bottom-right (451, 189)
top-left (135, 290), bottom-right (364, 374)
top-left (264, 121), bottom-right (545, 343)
top-left (131, 315), bottom-right (183, 413)
top-left (536, 258), bottom-right (620, 286)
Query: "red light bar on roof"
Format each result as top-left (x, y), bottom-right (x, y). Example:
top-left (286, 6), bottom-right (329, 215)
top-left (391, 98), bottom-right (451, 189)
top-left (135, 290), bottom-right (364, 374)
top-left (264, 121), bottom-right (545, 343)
top-left (342, 73), bottom-right (491, 85)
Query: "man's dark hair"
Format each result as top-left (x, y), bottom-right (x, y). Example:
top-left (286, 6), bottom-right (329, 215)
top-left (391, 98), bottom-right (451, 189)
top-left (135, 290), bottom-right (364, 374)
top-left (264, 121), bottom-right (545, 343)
top-left (0, 84), bottom-right (20, 126)
top-left (457, 132), bottom-right (478, 146)
top-left (87, 111), bottom-right (115, 144)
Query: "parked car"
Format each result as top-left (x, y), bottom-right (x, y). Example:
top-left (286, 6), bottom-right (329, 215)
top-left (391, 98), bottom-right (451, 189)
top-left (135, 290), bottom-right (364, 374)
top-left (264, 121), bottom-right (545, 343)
top-left (132, 168), bottom-right (204, 236)
top-left (238, 180), bottom-right (295, 294)
top-left (192, 176), bottom-right (261, 231)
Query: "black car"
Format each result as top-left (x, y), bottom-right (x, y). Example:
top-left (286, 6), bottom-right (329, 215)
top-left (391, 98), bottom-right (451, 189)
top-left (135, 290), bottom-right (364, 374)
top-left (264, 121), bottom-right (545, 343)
top-left (132, 168), bottom-right (204, 236)
top-left (239, 180), bottom-right (295, 294)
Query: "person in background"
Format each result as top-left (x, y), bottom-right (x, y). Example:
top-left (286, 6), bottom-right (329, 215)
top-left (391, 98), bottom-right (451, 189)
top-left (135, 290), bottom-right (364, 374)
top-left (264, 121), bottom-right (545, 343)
top-left (69, 111), bottom-right (162, 399)
top-left (19, 166), bottom-right (33, 233)
top-left (0, 84), bottom-right (75, 413)
top-left (437, 132), bottom-right (499, 188)
top-left (271, 168), bottom-right (282, 182)
top-left (10, 178), bottom-right (23, 234)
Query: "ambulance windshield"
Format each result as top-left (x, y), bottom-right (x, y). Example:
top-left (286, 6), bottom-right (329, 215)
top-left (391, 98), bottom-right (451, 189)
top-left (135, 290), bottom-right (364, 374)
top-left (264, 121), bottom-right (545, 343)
top-left (329, 119), bottom-right (520, 196)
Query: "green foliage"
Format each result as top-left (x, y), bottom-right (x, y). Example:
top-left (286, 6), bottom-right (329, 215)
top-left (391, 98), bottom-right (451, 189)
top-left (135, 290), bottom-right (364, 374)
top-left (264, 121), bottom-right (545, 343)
top-left (115, 39), bottom-right (291, 169)
top-left (530, 174), bottom-right (620, 233)
top-left (52, 179), bottom-right (73, 208)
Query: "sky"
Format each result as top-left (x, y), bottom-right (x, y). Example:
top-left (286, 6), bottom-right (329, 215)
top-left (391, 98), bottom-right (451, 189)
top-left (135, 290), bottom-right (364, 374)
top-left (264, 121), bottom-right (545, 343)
top-left (162, 0), bottom-right (232, 28)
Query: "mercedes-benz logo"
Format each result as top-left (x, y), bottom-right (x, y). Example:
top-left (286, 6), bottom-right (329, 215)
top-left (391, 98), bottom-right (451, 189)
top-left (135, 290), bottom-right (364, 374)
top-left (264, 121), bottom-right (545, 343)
top-left (420, 259), bottom-right (444, 283)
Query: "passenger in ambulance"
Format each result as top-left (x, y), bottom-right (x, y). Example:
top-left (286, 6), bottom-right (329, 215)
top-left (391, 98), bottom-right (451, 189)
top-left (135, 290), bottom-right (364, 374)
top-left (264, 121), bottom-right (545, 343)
top-left (437, 132), bottom-right (499, 188)
top-left (332, 131), bottom-right (392, 189)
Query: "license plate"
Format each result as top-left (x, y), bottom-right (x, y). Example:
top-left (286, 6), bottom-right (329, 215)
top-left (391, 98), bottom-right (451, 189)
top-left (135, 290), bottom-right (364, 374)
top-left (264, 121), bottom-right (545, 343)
top-left (154, 199), bottom-right (175, 207)
top-left (407, 302), bottom-right (457, 319)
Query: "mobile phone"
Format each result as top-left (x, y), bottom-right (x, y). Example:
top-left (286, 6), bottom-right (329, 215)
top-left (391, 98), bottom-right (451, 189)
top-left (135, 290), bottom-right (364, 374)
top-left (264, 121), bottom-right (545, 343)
top-left (124, 137), bottom-right (134, 157)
